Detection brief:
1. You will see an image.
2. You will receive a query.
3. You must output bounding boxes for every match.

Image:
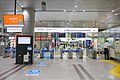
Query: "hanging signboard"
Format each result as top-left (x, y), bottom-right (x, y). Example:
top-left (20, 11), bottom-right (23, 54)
top-left (35, 28), bottom-right (98, 32)
top-left (4, 14), bottom-right (24, 27)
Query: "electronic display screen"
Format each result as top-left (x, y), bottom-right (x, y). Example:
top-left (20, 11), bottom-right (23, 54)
top-left (59, 33), bottom-right (65, 38)
top-left (18, 37), bottom-right (31, 44)
top-left (77, 33), bottom-right (85, 38)
top-left (71, 33), bottom-right (76, 38)
top-left (51, 33), bottom-right (56, 37)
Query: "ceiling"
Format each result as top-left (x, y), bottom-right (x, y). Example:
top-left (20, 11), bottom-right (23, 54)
top-left (0, 0), bottom-right (120, 29)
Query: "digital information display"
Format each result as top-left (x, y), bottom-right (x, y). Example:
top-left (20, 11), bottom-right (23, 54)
top-left (59, 33), bottom-right (65, 38)
top-left (71, 33), bottom-right (85, 38)
top-left (18, 37), bottom-right (31, 44)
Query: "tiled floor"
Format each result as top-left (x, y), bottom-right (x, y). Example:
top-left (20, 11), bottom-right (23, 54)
top-left (0, 56), bottom-right (120, 80)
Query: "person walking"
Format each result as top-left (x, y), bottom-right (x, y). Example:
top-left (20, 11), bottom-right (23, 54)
top-left (104, 40), bottom-right (109, 60)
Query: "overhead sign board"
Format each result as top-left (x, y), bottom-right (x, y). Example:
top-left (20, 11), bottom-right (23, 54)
top-left (35, 28), bottom-right (98, 32)
top-left (7, 27), bottom-right (98, 33)
top-left (4, 14), bottom-right (24, 27)
top-left (7, 27), bottom-right (22, 32)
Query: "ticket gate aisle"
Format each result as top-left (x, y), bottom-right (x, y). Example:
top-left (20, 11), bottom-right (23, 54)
top-left (60, 48), bottom-right (83, 59)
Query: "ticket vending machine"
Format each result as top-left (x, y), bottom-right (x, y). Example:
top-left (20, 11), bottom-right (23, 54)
top-left (16, 35), bottom-right (33, 64)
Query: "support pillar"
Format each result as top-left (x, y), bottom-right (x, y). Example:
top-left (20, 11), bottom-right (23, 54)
top-left (21, 8), bottom-right (35, 64)
top-left (22, 8), bottom-right (35, 35)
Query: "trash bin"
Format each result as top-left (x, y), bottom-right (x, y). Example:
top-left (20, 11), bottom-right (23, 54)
top-left (67, 48), bottom-right (73, 59)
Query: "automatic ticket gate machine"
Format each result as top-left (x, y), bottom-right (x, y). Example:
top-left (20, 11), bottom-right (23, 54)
top-left (16, 35), bottom-right (33, 64)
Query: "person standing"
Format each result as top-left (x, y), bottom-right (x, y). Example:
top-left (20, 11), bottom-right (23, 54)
top-left (104, 40), bottom-right (109, 60)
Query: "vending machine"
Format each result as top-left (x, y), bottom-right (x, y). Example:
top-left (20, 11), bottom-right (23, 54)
top-left (16, 35), bottom-right (33, 64)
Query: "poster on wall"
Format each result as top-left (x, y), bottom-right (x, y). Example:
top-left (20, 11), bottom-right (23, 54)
top-left (97, 38), bottom-right (104, 50)
top-left (115, 36), bottom-right (120, 59)
top-left (115, 41), bottom-right (120, 54)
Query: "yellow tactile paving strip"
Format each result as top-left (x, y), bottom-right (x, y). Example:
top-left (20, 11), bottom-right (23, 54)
top-left (100, 60), bottom-right (120, 78)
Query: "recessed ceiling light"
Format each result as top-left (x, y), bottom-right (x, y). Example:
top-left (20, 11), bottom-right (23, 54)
top-left (16, 10), bottom-right (18, 11)
top-left (112, 10), bottom-right (115, 12)
top-left (64, 10), bottom-right (66, 12)
top-left (74, 22), bottom-right (76, 23)
top-left (44, 22), bottom-right (46, 23)
top-left (115, 13), bottom-right (118, 15)
top-left (83, 10), bottom-right (85, 12)
top-left (21, 6), bottom-right (23, 8)
top-left (62, 22), bottom-right (65, 23)
top-left (75, 6), bottom-right (77, 8)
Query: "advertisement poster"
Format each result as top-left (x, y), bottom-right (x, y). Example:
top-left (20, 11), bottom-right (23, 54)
top-left (4, 14), bottom-right (24, 26)
top-left (115, 36), bottom-right (120, 59)
top-left (115, 42), bottom-right (120, 54)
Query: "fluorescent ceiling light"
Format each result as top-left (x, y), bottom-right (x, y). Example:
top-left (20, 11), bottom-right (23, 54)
top-left (16, 10), bottom-right (18, 11)
top-left (21, 6), bottom-right (23, 8)
top-left (112, 10), bottom-right (115, 12)
top-left (83, 10), bottom-right (85, 12)
top-left (64, 10), bottom-right (66, 12)
top-left (75, 6), bottom-right (77, 8)
top-left (115, 13), bottom-right (118, 15)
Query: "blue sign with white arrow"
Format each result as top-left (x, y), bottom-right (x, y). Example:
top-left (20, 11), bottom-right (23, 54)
top-left (25, 70), bottom-right (40, 76)
top-left (36, 62), bottom-right (47, 66)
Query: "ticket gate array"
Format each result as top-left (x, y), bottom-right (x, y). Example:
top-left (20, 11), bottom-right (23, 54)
top-left (60, 48), bottom-right (83, 59)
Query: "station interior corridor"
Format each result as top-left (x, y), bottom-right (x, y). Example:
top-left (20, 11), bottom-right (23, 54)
top-left (1, 0), bottom-right (120, 80)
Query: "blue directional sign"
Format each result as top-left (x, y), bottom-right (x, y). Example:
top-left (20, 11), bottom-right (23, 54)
top-left (36, 62), bottom-right (47, 66)
top-left (25, 70), bottom-right (40, 76)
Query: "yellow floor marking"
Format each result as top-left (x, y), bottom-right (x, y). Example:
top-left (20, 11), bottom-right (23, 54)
top-left (100, 60), bottom-right (119, 66)
top-left (100, 60), bottom-right (120, 78)
top-left (110, 65), bottom-right (120, 78)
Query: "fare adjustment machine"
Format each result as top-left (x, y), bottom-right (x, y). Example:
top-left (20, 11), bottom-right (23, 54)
top-left (16, 35), bottom-right (33, 64)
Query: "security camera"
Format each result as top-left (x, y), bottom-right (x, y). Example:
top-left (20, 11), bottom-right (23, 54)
top-left (41, 1), bottom-right (46, 11)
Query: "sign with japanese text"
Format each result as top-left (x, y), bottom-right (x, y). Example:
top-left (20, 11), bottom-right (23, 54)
top-left (4, 14), bottom-right (24, 27)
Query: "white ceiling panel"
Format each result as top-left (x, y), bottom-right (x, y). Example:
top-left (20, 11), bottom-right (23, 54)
top-left (0, 0), bottom-right (120, 29)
